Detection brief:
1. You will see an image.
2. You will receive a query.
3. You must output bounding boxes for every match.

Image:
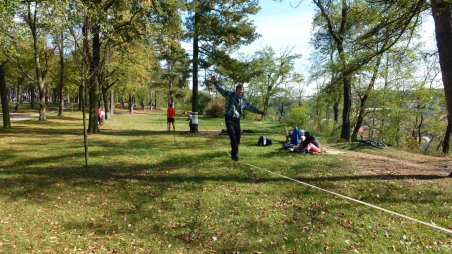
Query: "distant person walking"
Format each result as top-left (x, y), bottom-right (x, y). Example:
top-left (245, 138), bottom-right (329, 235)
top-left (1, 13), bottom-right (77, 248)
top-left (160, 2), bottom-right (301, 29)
top-left (97, 107), bottom-right (103, 126)
top-left (167, 103), bottom-right (176, 132)
top-left (211, 76), bottom-right (267, 161)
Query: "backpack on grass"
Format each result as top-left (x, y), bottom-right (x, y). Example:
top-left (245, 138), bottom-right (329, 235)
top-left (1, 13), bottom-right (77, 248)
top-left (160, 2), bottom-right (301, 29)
top-left (257, 136), bottom-right (273, 146)
top-left (291, 127), bottom-right (300, 145)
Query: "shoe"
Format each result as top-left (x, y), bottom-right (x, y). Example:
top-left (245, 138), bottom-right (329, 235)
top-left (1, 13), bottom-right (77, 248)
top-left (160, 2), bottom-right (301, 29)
top-left (231, 155), bottom-right (239, 161)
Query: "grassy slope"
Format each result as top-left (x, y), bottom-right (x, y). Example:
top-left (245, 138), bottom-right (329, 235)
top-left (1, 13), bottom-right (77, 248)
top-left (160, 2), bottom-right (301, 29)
top-left (0, 109), bottom-right (450, 253)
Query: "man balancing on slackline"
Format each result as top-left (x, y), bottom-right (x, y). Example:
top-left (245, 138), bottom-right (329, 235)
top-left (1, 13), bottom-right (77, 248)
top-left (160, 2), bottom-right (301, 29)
top-left (211, 76), bottom-right (267, 161)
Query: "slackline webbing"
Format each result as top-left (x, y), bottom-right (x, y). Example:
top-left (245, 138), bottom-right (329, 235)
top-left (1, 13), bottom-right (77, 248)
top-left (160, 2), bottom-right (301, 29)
top-left (225, 151), bottom-right (452, 235)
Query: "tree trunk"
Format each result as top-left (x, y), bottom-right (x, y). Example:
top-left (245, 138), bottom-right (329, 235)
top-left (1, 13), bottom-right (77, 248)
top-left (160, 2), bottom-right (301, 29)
top-left (351, 55), bottom-right (382, 141)
top-left (15, 78), bottom-right (23, 112)
top-left (87, 23), bottom-right (100, 134)
top-left (128, 95), bottom-right (134, 114)
top-left (7, 87), bottom-right (13, 102)
top-left (443, 118), bottom-right (451, 154)
top-left (333, 98), bottom-right (339, 123)
top-left (418, 115), bottom-right (424, 144)
top-left (58, 31), bottom-right (65, 117)
top-left (52, 87), bottom-right (57, 103)
top-left (40, 85), bottom-right (46, 120)
top-left (431, 0), bottom-right (452, 154)
top-left (110, 89), bottom-right (114, 115)
top-left (78, 85), bottom-right (83, 110)
top-left (340, 75), bottom-right (352, 140)
top-left (81, 65), bottom-right (89, 168)
top-left (27, 2), bottom-right (47, 121)
top-left (30, 85), bottom-right (35, 108)
top-left (352, 102), bottom-right (365, 142)
top-left (0, 64), bottom-right (11, 129)
top-left (101, 86), bottom-right (109, 120)
top-left (36, 69), bottom-right (46, 121)
top-left (168, 61), bottom-right (174, 106)
top-left (190, 10), bottom-right (199, 133)
top-left (45, 90), bottom-right (48, 106)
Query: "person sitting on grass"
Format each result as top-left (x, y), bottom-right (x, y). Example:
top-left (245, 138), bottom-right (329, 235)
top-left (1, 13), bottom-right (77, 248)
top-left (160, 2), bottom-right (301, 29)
top-left (298, 131), bottom-right (321, 153)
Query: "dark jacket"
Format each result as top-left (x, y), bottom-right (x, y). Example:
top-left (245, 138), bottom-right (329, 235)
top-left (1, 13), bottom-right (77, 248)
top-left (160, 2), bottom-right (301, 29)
top-left (301, 135), bottom-right (320, 148)
top-left (212, 81), bottom-right (263, 119)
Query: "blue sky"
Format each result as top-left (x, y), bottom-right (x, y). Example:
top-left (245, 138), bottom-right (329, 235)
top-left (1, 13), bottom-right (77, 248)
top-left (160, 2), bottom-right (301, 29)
top-left (240, 0), bottom-right (314, 55)
top-left (237, 1), bottom-right (316, 95)
top-left (183, 1), bottom-right (437, 95)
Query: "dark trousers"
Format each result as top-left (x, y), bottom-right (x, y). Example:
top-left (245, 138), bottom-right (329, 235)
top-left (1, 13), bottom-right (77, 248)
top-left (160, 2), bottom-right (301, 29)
top-left (225, 117), bottom-right (241, 157)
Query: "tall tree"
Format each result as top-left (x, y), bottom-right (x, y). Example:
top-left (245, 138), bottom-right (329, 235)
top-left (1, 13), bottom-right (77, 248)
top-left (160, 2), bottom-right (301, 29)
top-left (0, 63), bottom-right (11, 129)
top-left (21, 0), bottom-right (52, 121)
top-left (431, 0), bottom-right (452, 158)
top-left (185, 0), bottom-right (260, 132)
top-left (312, 0), bottom-right (351, 140)
top-left (0, 0), bottom-right (16, 129)
top-left (84, 0), bottom-right (170, 133)
top-left (44, 0), bottom-right (71, 117)
top-left (155, 0), bottom-right (190, 107)
top-left (57, 31), bottom-right (65, 116)
top-left (312, 0), bottom-right (426, 140)
top-left (248, 46), bottom-right (303, 113)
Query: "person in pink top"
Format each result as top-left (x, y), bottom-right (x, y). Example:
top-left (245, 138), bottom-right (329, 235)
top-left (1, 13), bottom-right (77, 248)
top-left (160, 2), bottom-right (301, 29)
top-left (167, 103), bottom-right (176, 132)
top-left (97, 107), bottom-right (103, 126)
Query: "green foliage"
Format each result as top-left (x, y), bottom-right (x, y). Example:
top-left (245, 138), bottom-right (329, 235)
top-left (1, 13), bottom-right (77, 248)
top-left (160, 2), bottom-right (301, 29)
top-left (185, 0), bottom-right (260, 114)
top-left (204, 101), bottom-right (224, 118)
top-left (185, 0), bottom-right (260, 50)
top-left (190, 91), bottom-right (212, 114)
top-left (285, 106), bottom-right (308, 129)
top-left (213, 52), bottom-right (259, 84)
top-left (246, 46), bottom-right (303, 113)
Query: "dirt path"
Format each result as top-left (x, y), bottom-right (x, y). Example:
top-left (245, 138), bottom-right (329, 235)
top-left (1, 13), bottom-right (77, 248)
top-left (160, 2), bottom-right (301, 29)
top-left (327, 148), bottom-right (452, 177)
top-left (1, 111), bottom-right (57, 122)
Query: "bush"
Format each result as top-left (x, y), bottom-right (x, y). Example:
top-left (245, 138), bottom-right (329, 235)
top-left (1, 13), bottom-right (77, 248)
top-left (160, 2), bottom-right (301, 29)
top-left (198, 92), bottom-right (212, 114)
top-left (204, 102), bottom-right (224, 118)
top-left (285, 106), bottom-right (308, 129)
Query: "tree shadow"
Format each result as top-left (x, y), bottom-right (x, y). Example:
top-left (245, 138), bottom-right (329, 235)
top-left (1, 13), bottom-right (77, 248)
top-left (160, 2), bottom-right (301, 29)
top-left (1, 146), bottom-right (449, 201)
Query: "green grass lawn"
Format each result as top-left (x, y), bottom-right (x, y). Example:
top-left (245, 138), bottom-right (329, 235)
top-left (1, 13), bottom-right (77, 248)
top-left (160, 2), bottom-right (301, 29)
top-left (0, 109), bottom-right (451, 253)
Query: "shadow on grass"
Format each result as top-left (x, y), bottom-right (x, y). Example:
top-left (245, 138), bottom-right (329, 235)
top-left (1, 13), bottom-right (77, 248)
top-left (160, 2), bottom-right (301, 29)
top-left (0, 123), bottom-right (83, 136)
top-left (1, 148), bottom-right (448, 199)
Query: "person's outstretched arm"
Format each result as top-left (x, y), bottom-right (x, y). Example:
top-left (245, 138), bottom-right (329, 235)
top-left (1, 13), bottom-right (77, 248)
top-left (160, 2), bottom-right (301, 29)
top-left (210, 76), bottom-right (231, 97)
top-left (242, 97), bottom-right (266, 115)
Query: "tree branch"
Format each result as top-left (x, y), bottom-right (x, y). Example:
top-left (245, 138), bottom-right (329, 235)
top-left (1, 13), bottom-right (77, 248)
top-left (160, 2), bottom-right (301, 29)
top-left (1, 48), bottom-right (36, 82)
